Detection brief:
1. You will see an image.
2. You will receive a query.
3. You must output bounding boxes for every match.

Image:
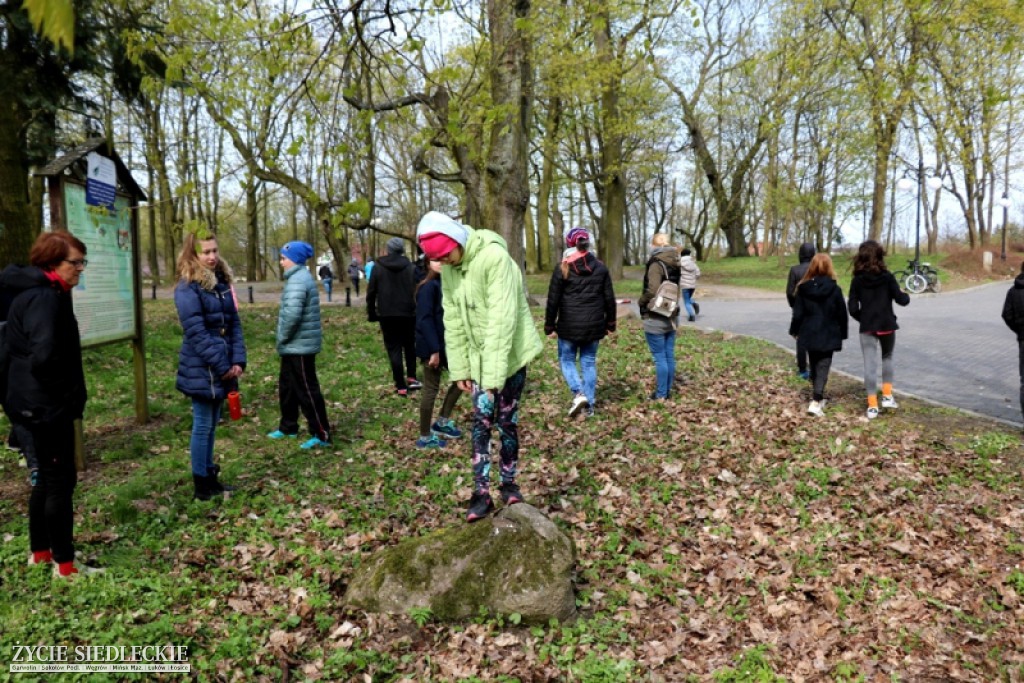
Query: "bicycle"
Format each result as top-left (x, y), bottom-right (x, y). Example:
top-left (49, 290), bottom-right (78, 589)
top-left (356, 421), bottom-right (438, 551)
top-left (892, 259), bottom-right (940, 294)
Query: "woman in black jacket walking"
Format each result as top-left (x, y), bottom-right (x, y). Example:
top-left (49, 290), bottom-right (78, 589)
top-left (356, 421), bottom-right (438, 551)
top-left (847, 240), bottom-right (910, 419)
top-left (544, 228), bottom-right (616, 417)
top-left (0, 231), bottom-right (96, 578)
top-left (789, 253), bottom-right (848, 417)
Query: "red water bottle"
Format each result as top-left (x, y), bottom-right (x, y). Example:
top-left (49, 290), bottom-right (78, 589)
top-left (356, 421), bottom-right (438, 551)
top-left (227, 391), bottom-right (242, 420)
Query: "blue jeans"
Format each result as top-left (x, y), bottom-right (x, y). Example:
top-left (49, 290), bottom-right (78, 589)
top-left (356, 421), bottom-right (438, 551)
top-left (645, 330), bottom-right (676, 398)
top-left (322, 278), bottom-right (332, 301)
top-left (557, 338), bottom-right (599, 405)
top-left (683, 288), bottom-right (696, 318)
top-left (190, 399), bottom-right (222, 476)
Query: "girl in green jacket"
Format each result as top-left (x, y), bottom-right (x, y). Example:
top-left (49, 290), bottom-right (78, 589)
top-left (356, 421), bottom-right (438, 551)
top-left (417, 211), bottom-right (543, 522)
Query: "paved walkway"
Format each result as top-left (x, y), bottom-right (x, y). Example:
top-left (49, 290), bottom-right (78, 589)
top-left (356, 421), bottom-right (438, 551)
top-left (690, 282), bottom-right (1022, 426)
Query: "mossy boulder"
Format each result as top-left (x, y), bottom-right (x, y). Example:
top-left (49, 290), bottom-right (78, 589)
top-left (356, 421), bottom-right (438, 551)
top-left (344, 503), bottom-right (576, 624)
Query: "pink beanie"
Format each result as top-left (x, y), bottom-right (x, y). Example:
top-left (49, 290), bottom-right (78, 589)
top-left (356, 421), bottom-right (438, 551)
top-left (419, 232), bottom-right (460, 260)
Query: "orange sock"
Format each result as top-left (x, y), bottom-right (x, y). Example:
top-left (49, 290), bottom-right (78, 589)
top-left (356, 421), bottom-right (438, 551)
top-left (882, 383), bottom-right (893, 397)
top-left (867, 395), bottom-right (878, 408)
top-left (31, 550), bottom-right (52, 564)
top-left (56, 561), bottom-right (77, 576)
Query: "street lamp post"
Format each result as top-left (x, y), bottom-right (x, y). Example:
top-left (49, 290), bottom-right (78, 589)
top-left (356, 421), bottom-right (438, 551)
top-left (896, 158), bottom-right (943, 263)
top-left (999, 194), bottom-right (1012, 262)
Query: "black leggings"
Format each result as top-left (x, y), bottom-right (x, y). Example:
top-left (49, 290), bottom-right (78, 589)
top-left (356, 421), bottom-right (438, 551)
top-left (808, 350), bottom-right (834, 402)
top-left (378, 317), bottom-right (417, 389)
top-left (28, 419), bottom-right (77, 564)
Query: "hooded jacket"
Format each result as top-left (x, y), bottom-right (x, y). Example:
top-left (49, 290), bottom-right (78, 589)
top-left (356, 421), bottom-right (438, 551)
top-left (847, 270), bottom-right (910, 333)
top-left (679, 254), bottom-right (701, 289)
top-left (786, 243), bottom-right (816, 307)
top-left (1002, 273), bottom-right (1024, 341)
top-left (438, 227), bottom-right (543, 389)
top-left (788, 275), bottom-right (848, 352)
top-left (277, 264), bottom-right (322, 355)
top-left (366, 253), bottom-right (416, 320)
top-left (0, 264), bottom-right (87, 425)
top-left (544, 250), bottom-right (616, 343)
top-left (638, 247), bottom-right (682, 324)
top-left (174, 266), bottom-right (247, 401)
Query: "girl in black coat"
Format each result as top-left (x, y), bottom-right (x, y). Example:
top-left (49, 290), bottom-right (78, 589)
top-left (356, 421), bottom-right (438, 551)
top-left (544, 228), bottom-right (616, 417)
top-left (789, 253), bottom-right (848, 416)
top-left (847, 241), bottom-right (910, 419)
top-left (1, 231), bottom-right (95, 578)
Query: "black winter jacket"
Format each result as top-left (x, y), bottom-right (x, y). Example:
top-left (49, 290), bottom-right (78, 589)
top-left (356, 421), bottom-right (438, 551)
top-left (786, 242), bottom-right (816, 307)
top-left (0, 265), bottom-right (87, 425)
top-left (1002, 274), bottom-right (1024, 341)
top-left (366, 253), bottom-right (416, 321)
top-left (789, 276), bottom-right (848, 352)
top-left (415, 277), bottom-right (447, 364)
top-left (847, 271), bottom-right (910, 333)
top-left (544, 251), bottom-right (617, 343)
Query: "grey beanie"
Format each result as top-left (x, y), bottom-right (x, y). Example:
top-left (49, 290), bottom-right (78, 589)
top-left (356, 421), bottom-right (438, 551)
top-left (386, 237), bottom-right (405, 255)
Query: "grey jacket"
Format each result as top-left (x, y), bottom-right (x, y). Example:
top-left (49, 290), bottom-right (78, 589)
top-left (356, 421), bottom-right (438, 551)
top-left (277, 265), bottom-right (323, 355)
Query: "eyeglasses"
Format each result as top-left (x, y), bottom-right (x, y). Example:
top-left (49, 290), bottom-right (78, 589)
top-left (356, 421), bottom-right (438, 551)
top-left (63, 259), bottom-right (89, 269)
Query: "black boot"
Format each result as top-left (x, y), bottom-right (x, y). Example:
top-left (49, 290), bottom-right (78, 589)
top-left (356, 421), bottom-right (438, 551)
top-left (208, 465), bottom-right (236, 494)
top-left (193, 474), bottom-right (217, 501)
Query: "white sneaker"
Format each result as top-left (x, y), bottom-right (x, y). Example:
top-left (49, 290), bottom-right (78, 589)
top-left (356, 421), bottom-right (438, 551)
top-left (807, 401), bottom-right (824, 417)
top-left (880, 395), bottom-right (898, 410)
top-left (568, 393), bottom-right (590, 417)
top-left (866, 407), bottom-right (879, 420)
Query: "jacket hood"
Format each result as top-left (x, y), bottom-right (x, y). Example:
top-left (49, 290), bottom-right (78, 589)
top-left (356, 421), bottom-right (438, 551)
top-left (649, 246), bottom-right (680, 268)
top-left (855, 271), bottom-right (892, 288)
top-left (1015, 273), bottom-right (1024, 289)
top-left (461, 228), bottom-right (506, 265)
top-left (376, 253), bottom-right (413, 271)
top-left (798, 242), bottom-right (816, 263)
top-left (0, 264), bottom-right (48, 295)
top-left (799, 275), bottom-right (839, 301)
top-left (565, 250), bottom-right (600, 277)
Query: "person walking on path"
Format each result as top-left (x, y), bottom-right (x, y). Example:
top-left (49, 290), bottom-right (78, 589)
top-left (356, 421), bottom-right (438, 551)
top-left (347, 259), bottom-right (362, 297)
top-left (789, 253), bottom-right (848, 417)
top-left (786, 242), bottom-right (816, 378)
top-left (544, 227), bottom-right (616, 417)
top-left (416, 211), bottom-right (543, 522)
top-left (364, 259), bottom-right (374, 284)
top-left (1001, 261), bottom-right (1024, 424)
top-left (268, 241), bottom-right (332, 449)
top-left (1, 232), bottom-right (99, 578)
top-left (174, 232), bottom-right (247, 500)
top-left (847, 240), bottom-right (909, 420)
top-left (366, 238), bottom-right (421, 396)
top-left (413, 259), bottom-right (464, 449)
top-left (638, 233), bottom-right (681, 401)
top-left (317, 263), bottom-right (334, 302)
top-left (679, 247), bottom-right (701, 322)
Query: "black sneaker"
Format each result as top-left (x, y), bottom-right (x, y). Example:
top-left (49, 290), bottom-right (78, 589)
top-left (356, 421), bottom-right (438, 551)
top-left (499, 482), bottom-right (523, 505)
top-left (466, 492), bottom-right (495, 522)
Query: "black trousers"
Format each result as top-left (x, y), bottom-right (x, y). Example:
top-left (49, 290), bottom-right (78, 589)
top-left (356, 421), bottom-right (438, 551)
top-left (378, 317), bottom-right (417, 389)
top-left (795, 337), bottom-right (809, 373)
top-left (28, 419), bottom-right (77, 563)
top-left (278, 354), bottom-right (332, 441)
top-left (808, 350), bottom-right (834, 402)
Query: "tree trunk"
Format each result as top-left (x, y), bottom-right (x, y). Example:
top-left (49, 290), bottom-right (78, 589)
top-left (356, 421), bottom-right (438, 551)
top-left (246, 176), bottom-right (259, 281)
top-left (534, 97), bottom-right (561, 273)
top-left (594, 10), bottom-right (625, 279)
top-left (0, 95), bottom-right (34, 265)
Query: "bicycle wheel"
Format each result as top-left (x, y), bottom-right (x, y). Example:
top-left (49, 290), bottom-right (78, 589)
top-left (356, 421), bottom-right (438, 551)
top-left (905, 272), bottom-right (927, 294)
top-left (926, 270), bottom-right (941, 293)
top-left (893, 270), bottom-right (908, 290)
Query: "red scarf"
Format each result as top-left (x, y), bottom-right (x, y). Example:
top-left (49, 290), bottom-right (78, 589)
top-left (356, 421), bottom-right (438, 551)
top-left (43, 269), bottom-right (74, 292)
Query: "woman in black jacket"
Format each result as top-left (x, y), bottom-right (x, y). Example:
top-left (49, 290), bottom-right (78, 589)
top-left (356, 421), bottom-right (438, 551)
top-left (847, 240), bottom-right (910, 419)
top-left (0, 231), bottom-right (95, 578)
top-left (789, 253), bottom-right (848, 417)
top-left (544, 228), bottom-right (616, 417)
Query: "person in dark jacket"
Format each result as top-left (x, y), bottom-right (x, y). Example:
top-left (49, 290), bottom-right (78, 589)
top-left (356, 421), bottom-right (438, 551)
top-left (638, 233), bottom-right (681, 400)
top-left (174, 232), bottom-right (247, 500)
top-left (847, 240), bottom-right (909, 420)
top-left (1, 231), bottom-right (96, 578)
top-left (366, 237), bottom-right (420, 395)
top-left (544, 228), bottom-right (616, 417)
top-left (268, 242), bottom-right (331, 449)
top-left (1001, 261), bottom-right (1024, 424)
top-left (317, 263), bottom-right (333, 301)
top-left (786, 242), bottom-right (816, 378)
top-left (346, 259), bottom-right (362, 297)
top-left (413, 260), bottom-right (464, 448)
top-left (789, 253), bottom-right (848, 416)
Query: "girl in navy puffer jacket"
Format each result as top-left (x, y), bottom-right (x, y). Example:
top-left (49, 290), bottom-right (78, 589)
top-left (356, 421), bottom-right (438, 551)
top-left (174, 233), bottom-right (247, 500)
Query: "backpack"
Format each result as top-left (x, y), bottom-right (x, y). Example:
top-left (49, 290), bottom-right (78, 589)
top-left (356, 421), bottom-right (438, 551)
top-left (647, 261), bottom-right (679, 319)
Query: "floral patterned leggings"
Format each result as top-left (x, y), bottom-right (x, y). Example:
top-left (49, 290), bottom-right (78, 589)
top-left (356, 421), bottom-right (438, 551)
top-left (470, 367), bottom-right (527, 495)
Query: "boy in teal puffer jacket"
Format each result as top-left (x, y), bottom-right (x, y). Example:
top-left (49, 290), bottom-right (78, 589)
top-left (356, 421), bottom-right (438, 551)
top-left (267, 241), bottom-right (332, 449)
top-left (417, 211), bottom-right (543, 522)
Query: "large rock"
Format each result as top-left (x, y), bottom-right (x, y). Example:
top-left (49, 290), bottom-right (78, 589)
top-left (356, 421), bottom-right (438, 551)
top-left (344, 504), bottom-right (576, 624)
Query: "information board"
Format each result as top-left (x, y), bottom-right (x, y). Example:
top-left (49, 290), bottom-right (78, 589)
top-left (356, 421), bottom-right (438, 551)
top-left (63, 183), bottom-right (138, 346)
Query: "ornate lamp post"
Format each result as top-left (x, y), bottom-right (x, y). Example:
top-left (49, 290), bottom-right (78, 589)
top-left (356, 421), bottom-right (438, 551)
top-left (896, 159), bottom-right (942, 263)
